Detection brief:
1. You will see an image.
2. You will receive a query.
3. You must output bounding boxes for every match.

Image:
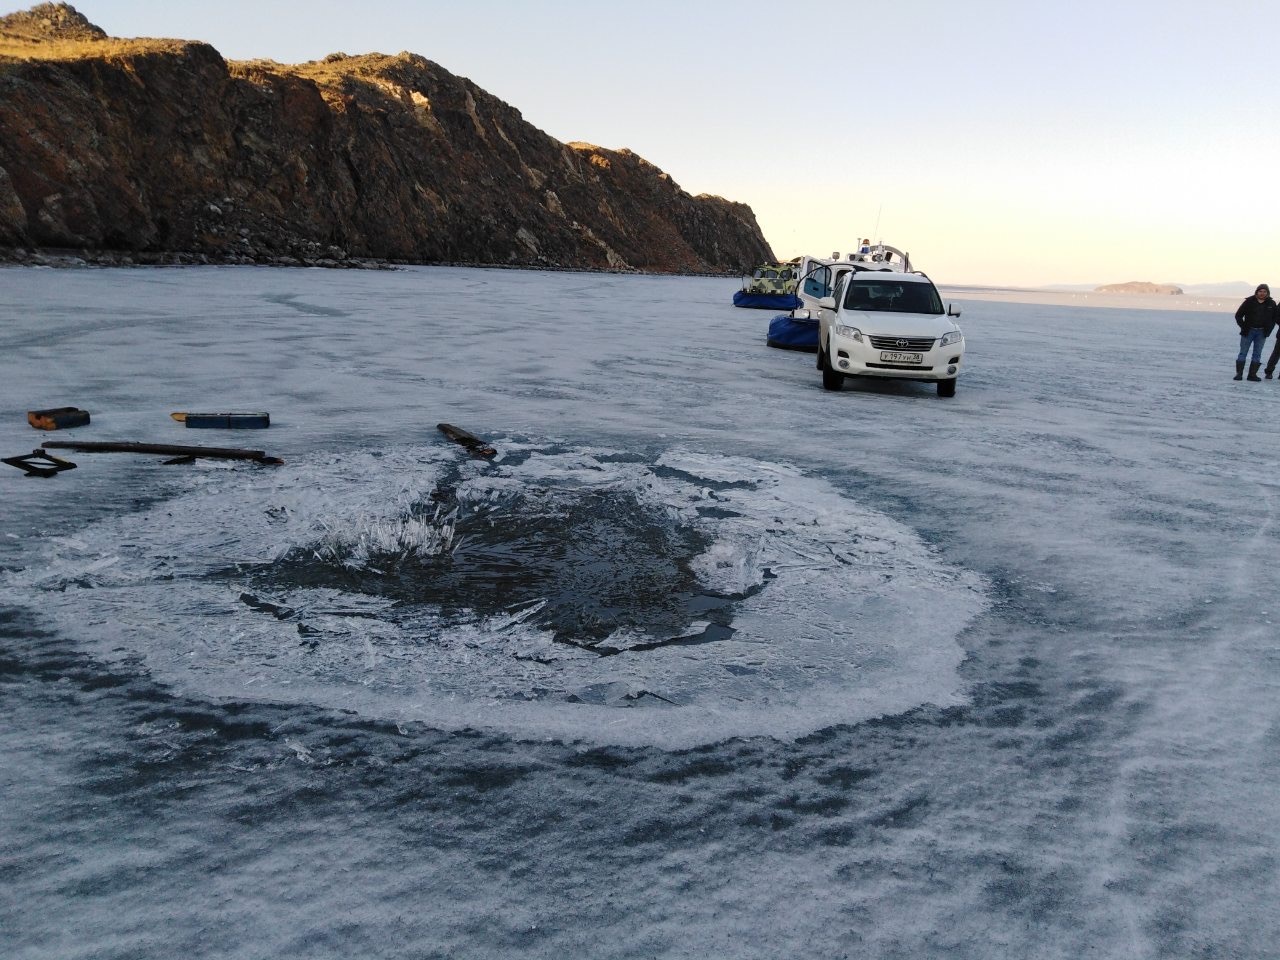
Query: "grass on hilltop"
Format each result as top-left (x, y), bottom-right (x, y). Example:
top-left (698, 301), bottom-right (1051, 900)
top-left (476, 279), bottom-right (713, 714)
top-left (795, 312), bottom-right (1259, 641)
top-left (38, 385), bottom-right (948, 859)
top-left (0, 34), bottom-right (201, 62)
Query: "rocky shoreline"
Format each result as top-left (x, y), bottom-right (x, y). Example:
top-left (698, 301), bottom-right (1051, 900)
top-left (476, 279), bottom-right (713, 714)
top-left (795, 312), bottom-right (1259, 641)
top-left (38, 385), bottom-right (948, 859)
top-left (0, 245), bottom-right (742, 277)
top-left (0, 246), bottom-right (392, 270)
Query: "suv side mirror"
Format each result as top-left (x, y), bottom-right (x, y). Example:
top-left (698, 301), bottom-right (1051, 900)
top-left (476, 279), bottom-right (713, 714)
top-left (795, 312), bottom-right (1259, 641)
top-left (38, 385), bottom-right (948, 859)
top-left (947, 304), bottom-right (961, 318)
top-left (818, 296), bottom-right (837, 310)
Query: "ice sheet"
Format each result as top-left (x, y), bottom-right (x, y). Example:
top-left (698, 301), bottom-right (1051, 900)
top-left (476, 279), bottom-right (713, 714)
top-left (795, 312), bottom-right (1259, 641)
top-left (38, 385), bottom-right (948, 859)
top-left (2, 265), bottom-right (1279, 959)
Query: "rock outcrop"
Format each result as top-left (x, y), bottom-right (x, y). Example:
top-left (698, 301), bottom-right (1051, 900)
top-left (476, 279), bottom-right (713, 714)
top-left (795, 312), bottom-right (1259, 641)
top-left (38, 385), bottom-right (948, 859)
top-left (1094, 281), bottom-right (1183, 295)
top-left (0, 2), bottom-right (103, 40)
top-left (0, 4), bottom-right (775, 271)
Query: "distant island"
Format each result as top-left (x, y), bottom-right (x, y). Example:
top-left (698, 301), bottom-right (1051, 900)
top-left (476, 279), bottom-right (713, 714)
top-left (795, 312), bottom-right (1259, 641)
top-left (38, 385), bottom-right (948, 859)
top-left (1094, 281), bottom-right (1184, 295)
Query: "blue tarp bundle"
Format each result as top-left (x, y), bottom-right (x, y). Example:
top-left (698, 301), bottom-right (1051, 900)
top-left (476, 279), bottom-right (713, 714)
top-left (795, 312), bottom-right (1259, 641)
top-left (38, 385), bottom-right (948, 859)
top-left (767, 313), bottom-right (819, 352)
top-left (733, 291), bottom-right (801, 310)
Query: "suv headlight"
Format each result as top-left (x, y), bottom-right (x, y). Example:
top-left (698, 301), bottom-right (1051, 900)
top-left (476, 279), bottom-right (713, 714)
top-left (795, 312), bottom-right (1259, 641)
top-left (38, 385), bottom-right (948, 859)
top-left (938, 330), bottom-right (963, 347)
top-left (834, 324), bottom-right (863, 342)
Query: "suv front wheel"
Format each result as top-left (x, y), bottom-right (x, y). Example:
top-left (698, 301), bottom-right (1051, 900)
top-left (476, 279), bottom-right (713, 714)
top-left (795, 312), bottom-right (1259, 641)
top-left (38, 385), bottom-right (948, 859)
top-left (820, 341), bottom-right (845, 391)
top-left (938, 379), bottom-right (957, 398)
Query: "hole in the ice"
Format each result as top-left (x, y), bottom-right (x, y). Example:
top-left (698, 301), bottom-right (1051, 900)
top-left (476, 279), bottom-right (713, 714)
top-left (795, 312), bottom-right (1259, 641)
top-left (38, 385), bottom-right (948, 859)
top-left (247, 488), bottom-right (742, 652)
top-left (650, 464), bottom-right (759, 491)
top-left (695, 505), bottom-right (743, 520)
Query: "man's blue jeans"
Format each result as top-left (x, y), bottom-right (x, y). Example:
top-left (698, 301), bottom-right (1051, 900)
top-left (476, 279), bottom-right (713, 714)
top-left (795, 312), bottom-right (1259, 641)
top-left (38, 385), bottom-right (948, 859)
top-left (1239, 327), bottom-right (1267, 363)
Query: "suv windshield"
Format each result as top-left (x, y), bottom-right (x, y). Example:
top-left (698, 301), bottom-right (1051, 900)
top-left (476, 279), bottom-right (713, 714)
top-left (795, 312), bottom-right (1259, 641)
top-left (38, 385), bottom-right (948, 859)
top-left (843, 277), bottom-right (943, 314)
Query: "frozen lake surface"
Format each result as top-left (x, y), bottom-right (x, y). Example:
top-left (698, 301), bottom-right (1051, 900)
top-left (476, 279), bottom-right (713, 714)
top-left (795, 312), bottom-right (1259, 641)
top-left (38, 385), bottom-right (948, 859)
top-left (1, 266), bottom-right (1276, 958)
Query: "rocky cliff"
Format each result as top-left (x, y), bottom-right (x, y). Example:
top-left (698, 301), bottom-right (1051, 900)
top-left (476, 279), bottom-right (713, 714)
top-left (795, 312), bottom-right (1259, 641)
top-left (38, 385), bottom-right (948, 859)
top-left (0, 3), bottom-right (775, 271)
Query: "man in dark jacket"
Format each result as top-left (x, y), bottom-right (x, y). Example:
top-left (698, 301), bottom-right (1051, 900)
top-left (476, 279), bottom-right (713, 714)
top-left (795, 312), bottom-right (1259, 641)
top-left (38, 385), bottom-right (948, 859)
top-left (1236, 283), bottom-right (1277, 380)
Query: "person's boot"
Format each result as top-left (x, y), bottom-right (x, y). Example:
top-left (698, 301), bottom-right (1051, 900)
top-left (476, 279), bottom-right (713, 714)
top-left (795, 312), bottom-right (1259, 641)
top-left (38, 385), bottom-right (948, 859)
top-left (1248, 362), bottom-right (1262, 381)
top-left (1235, 360), bottom-right (1245, 380)
top-left (1267, 367), bottom-right (1275, 379)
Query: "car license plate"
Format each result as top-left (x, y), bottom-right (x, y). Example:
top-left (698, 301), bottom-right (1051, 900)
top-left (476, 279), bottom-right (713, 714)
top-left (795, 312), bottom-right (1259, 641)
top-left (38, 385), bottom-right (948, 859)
top-left (880, 351), bottom-right (923, 364)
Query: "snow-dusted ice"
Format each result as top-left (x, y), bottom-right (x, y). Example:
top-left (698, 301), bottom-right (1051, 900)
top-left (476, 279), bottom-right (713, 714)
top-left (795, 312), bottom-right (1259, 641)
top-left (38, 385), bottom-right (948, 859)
top-left (1, 266), bottom-right (1277, 959)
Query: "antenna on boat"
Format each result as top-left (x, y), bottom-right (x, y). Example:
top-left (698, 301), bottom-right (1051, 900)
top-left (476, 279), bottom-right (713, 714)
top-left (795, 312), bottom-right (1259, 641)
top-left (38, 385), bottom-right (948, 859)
top-left (872, 204), bottom-right (882, 242)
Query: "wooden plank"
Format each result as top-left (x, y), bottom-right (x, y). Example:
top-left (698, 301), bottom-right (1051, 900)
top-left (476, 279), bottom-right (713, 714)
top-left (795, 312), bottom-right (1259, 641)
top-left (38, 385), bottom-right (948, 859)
top-left (43, 440), bottom-right (283, 465)
top-left (171, 412), bottom-right (270, 429)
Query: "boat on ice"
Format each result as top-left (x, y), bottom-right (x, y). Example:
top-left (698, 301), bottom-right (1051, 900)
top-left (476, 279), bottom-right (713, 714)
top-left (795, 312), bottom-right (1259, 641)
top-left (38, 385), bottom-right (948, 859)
top-left (767, 242), bottom-right (915, 351)
top-left (733, 261), bottom-right (802, 309)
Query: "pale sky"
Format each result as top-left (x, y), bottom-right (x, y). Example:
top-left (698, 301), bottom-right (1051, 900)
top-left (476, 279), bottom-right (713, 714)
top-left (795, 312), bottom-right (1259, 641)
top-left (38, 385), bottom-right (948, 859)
top-left (54, 0), bottom-right (1280, 287)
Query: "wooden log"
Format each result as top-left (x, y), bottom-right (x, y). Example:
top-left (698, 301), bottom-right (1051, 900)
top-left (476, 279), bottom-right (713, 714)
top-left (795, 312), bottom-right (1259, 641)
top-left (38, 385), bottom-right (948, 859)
top-left (437, 423), bottom-right (496, 459)
top-left (28, 407), bottom-right (91, 430)
top-left (43, 440), bottom-right (283, 465)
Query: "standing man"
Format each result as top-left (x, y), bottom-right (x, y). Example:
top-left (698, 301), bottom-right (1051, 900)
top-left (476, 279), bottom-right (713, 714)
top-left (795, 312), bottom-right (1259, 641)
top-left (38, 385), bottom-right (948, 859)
top-left (1236, 283), bottom-right (1277, 381)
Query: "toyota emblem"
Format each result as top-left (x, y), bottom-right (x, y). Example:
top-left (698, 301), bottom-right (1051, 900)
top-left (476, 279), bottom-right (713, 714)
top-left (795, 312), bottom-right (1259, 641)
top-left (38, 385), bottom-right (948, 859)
top-left (896, 338), bottom-right (908, 348)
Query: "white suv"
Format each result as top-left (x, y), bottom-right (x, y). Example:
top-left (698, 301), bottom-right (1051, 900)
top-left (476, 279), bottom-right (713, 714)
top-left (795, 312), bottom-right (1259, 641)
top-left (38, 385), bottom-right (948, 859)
top-left (815, 271), bottom-right (965, 397)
